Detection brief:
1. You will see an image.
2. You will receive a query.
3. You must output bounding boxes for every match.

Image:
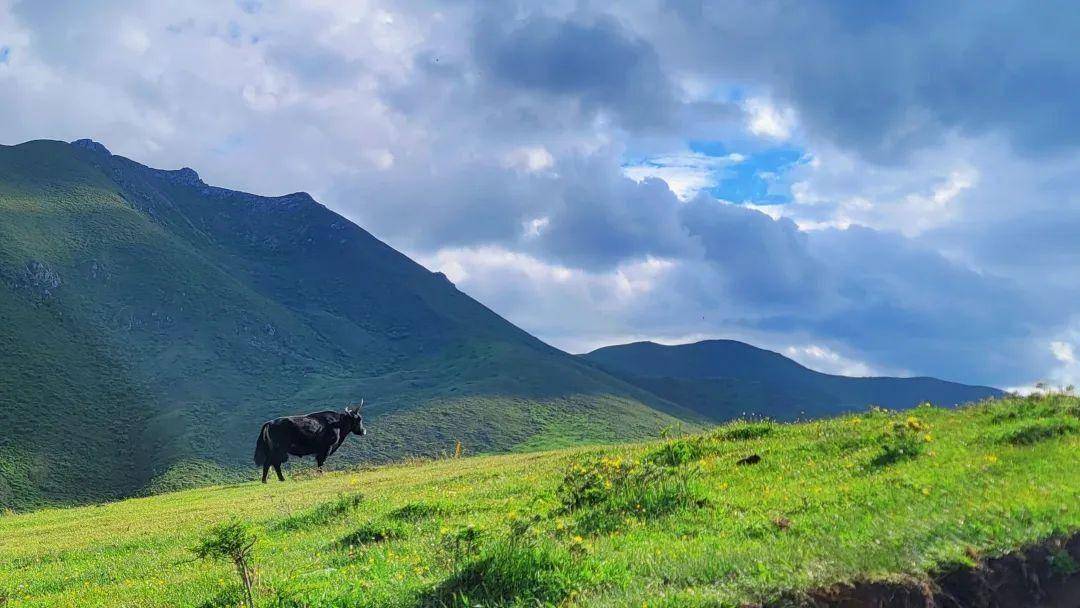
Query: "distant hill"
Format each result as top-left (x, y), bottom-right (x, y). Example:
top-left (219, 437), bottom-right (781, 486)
top-left (581, 340), bottom-right (1003, 421)
top-left (0, 139), bottom-right (700, 510)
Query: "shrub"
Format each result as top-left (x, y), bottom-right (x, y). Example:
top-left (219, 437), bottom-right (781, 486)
top-left (191, 519), bottom-right (257, 608)
top-left (870, 416), bottom-right (932, 468)
top-left (426, 520), bottom-right (575, 607)
top-left (273, 492), bottom-right (364, 531)
top-left (558, 453), bottom-right (703, 534)
top-left (645, 435), bottom-right (718, 467)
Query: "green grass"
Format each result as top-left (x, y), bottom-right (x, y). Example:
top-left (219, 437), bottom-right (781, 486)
top-left (2, 395), bottom-right (1078, 607)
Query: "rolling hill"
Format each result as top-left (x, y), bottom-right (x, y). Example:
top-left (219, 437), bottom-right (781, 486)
top-left (0, 139), bottom-right (699, 510)
top-left (2, 396), bottom-right (1077, 607)
top-left (582, 340), bottom-right (1003, 421)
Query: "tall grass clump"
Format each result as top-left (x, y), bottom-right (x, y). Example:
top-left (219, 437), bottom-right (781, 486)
top-left (272, 492), bottom-right (364, 531)
top-left (870, 414), bottom-right (932, 468)
top-left (558, 449), bottom-right (704, 534)
top-left (336, 520), bottom-right (408, 548)
top-left (998, 419), bottom-right (1080, 446)
top-left (426, 516), bottom-right (587, 607)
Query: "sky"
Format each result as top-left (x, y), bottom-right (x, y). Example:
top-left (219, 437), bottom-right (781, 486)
top-left (2, 0), bottom-right (1079, 389)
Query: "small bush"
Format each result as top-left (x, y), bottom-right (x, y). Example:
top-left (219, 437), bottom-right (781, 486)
top-left (273, 492), bottom-right (364, 531)
top-left (426, 528), bottom-right (575, 607)
top-left (999, 419), bottom-right (1079, 446)
top-left (645, 435), bottom-right (716, 468)
top-left (191, 519), bottom-right (258, 608)
top-left (558, 454), bottom-right (703, 534)
top-left (870, 416), bottom-right (932, 468)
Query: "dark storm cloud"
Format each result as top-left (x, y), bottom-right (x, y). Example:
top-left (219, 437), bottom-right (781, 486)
top-left (655, 0), bottom-right (1080, 160)
top-left (802, 226), bottom-right (1049, 382)
top-left (474, 13), bottom-right (678, 129)
top-left (680, 196), bottom-right (824, 304)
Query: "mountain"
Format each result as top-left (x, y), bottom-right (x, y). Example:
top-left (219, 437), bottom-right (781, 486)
top-left (0, 139), bottom-right (701, 510)
top-left (581, 340), bottom-right (1003, 421)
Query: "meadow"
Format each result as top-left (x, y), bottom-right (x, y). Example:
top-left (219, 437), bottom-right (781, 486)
top-left (2, 394), bottom-right (1078, 607)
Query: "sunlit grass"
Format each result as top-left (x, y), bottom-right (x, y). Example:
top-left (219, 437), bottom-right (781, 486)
top-left (1, 395), bottom-right (1078, 607)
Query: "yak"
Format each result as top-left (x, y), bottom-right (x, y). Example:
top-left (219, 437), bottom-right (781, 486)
top-left (254, 401), bottom-right (367, 483)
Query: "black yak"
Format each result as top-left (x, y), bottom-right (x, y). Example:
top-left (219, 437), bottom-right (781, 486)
top-left (254, 402), bottom-right (367, 482)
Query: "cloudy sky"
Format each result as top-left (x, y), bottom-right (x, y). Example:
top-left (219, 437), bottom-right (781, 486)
top-left (3, 0), bottom-right (1079, 389)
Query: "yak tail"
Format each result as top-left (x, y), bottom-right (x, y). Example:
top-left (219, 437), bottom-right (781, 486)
top-left (254, 422), bottom-right (272, 466)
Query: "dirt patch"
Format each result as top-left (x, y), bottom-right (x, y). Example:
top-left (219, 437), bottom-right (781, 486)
top-left (771, 534), bottom-right (1080, 607)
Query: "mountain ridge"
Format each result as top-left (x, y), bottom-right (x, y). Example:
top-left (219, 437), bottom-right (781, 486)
top-left (581, 339), bottom-right (1003, 421)
top-left (0, 138), bottom-right (698, 510)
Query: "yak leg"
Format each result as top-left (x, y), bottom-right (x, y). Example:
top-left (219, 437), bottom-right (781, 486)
top-left (315, 448), bottom-right (330, 473)
top-left (262, 463), bottom-right (271, 484)
top-left (273, 462), bottom-right (285, 481)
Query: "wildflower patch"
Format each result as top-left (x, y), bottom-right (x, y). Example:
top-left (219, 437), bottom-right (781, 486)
top-left (558, 452), bottom-right (704, 534)
top-left (869, 415), bottom-right (932, 468)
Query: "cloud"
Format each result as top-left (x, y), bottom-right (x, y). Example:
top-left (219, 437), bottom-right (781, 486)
top-left (473, 12), bottom-right (677, 129)
top-left (784, 345), bottom-right (879, 377)
top-left (744, 98), bottom-right (795, 140)
top-left (641, 0), bottom-right (1080, 160)
top-left (3, 0), bottom-right (1080, 389)
top-left (1051, 341), bottom-right (1076, 365)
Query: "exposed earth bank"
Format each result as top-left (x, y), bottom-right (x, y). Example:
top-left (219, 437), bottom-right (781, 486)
top-left (779, 534), bottom-right (1080, 607)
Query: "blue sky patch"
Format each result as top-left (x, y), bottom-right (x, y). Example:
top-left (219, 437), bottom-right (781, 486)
top-left (0, 46), bottom-right (11, 64)
top-left (623, 141), bottom-right (806, 204)
top-left (701, 144), bottom-right (805, 205)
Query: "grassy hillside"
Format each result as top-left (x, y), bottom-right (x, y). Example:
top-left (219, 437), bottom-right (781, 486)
top-left (2, 395), bottom-right (1077, 607)
top-left (0, 139), bottom-right (698, 510)
top-left (583, 340), bottom-right (1003, 421)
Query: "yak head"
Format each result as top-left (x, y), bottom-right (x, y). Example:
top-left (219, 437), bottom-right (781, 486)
top-left (345, 399), bottom-right (367, 436)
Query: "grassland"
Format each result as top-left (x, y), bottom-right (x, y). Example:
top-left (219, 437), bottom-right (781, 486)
top-left (2, 395), bottom-right (1079, 607)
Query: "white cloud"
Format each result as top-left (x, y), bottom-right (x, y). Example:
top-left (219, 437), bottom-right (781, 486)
top-left (762, 140), bottom-right (980, 236)
top-left (522, 216), bottom-right (550, 238)
top-left (784, 344), bottom-right (880, 377)
top-left (503, 146), bottom-right (555, 174)
top-left (622, 151), bottom-right (743, 200)
top-left (1051, 341), bottom-right (1076, 364)
top-left (364, 148), bottom-right (395, 170)
top-left (119, 20), bottom-right (150, 54)
top-left (744, 97), bottom-right (795, 140)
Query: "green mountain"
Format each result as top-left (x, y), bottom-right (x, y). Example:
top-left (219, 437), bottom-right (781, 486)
top-left (0, 139), bottom-right (699, 510)
top-left (582, 340), bottom-right (1003, 421)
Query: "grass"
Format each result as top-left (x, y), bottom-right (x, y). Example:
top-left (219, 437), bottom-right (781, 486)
top-left (1, 395), bottom-right (1078, 607)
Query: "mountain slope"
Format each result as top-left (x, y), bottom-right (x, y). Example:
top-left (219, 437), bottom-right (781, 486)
top-left (582, 340), bottom-right (1003, 421)
top-left (0, 139), bottom-right (699, 510)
